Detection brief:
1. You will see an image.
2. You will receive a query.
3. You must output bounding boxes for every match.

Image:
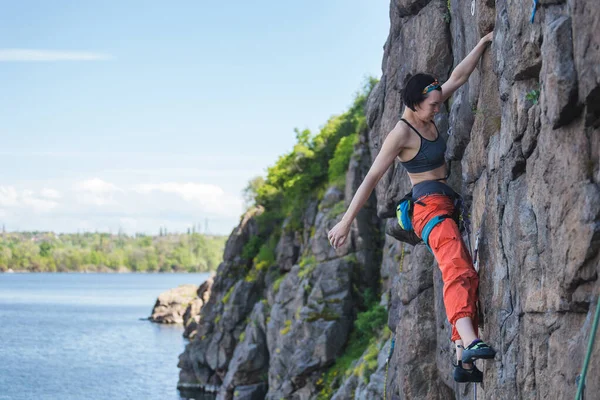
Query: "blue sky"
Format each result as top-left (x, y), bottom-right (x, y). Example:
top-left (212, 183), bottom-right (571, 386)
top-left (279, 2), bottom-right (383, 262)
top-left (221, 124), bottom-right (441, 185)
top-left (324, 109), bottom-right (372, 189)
top-left (0, 1), bottom-right (390, 235)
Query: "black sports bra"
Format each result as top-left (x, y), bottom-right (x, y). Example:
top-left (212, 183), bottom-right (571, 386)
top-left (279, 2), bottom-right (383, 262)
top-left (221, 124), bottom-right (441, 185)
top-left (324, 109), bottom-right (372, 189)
top-left (399, 118), bottom-right (447, 174)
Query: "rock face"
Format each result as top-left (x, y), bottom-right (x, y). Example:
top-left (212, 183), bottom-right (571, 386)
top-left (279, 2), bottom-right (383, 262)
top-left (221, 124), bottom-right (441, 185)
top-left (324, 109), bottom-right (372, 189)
top-left (183, 276), bottom-right (214, 339)
top-left (177, 124), bottom-right (385, 398)
top-left (150, 284), bottom-right (199, 324)
top-left (178, 207), bottom-right (268, 394)
top-left (371, 1), bottom-right (600, 399)
top-left (265, 259), bottom-right (356, 399)
top-left (177, 1), bottom-right (600, 399)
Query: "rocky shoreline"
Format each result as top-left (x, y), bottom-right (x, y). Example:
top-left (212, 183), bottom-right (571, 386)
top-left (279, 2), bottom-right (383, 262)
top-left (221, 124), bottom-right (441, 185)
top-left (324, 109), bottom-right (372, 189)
top-left (1, 269), bottom-right (214, 274)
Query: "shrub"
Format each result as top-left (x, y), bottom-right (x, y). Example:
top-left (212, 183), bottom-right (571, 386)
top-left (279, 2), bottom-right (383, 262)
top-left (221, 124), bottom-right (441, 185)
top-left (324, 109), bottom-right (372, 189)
top-left (241, 236), bottom-right (263, 261)
top-left (526, 88), bottom-right (540, 104)
top-left (328, 133), bottom-right (358, 187)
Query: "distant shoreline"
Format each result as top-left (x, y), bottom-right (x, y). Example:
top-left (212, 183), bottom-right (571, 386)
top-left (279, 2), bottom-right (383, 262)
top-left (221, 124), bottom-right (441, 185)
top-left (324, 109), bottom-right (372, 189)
top-left (1, 269), bottom-right (215, 274)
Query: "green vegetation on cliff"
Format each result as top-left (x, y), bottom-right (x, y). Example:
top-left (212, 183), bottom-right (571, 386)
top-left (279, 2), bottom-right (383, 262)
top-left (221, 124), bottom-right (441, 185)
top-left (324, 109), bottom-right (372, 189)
top-left (241, 77), bottom-right (377, 265)
top-left (316, 289), bottom-right (389, 399)
top-left (0, 232), bottom-right (226, 272)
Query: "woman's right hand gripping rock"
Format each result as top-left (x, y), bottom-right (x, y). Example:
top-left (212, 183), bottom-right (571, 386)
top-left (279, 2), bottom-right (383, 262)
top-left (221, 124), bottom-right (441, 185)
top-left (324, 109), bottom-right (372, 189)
top-left (327, 219), bottom-right (351, 250)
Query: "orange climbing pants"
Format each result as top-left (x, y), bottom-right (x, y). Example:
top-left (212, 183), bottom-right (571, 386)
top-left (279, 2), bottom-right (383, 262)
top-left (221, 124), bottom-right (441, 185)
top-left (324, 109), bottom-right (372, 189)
top-left (412, 194), bottom-right (479, 342)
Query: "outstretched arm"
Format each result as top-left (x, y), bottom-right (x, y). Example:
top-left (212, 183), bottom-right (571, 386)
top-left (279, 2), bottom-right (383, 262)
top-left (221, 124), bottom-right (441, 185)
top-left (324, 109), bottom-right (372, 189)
top-left (441, 31), bottom-right (493, 101)
top-left (327, 123), bottom-right (407, 248)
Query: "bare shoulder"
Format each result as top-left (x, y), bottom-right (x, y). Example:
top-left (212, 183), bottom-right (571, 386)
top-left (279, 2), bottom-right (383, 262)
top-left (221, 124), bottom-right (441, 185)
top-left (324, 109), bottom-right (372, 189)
top-left (387, 119), bottom-right (411, 146)
top-left (373, 120), bottom-right (411, 157)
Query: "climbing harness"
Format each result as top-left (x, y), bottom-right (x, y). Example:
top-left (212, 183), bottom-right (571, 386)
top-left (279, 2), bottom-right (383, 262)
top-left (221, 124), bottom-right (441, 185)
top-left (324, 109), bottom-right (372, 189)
top-left (576, 296), bottom-right (600, 400)
top-left (530, 0), bottom-right (538, 23)
top-left (383, 337), bottom-right (396, 400)
top-left (423, 195), bottom-right (471, 254)
top-left (389, 191), bottom-right (425, 246)
top-left (421, 214), bottom-right (453, 251)
top-left (391, 189), bottom-right (465, 253)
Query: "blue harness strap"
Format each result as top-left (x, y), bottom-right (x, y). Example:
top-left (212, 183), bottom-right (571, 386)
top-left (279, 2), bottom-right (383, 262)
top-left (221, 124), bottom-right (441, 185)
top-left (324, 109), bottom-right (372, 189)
top-left (421, 214), bottom-right (451, 252)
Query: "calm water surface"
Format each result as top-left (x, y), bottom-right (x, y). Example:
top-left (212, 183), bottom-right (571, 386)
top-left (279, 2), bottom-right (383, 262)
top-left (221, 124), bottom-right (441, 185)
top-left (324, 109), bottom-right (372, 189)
top-left (0, 273), bottom-right (216, 400)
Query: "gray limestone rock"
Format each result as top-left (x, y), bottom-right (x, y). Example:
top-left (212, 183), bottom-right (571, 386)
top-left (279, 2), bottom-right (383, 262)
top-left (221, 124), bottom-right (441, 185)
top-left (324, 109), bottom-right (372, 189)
top-left (540, 14), bottom-right (581, 129)
top-left (217, 302), bottom-right (269, 400)
top-left (265, 259), bottom-right (355, 399)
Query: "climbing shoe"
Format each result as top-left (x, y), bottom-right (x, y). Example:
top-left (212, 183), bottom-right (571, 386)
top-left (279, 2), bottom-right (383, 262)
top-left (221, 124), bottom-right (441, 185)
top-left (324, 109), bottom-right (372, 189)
top-left (453, 361), bottom-right (483, 383)
top-left (462, 339), bottom-right (496, 364)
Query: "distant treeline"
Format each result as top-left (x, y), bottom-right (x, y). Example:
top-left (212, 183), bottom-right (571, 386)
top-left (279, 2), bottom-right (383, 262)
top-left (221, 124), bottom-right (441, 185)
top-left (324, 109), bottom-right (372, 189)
top-left (0, 232), bottom-right (227, 273)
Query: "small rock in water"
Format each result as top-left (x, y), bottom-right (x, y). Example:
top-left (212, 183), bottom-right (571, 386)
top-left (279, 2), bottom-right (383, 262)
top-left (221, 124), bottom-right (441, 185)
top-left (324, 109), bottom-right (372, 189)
top-left (149, 284), bottom-right (199, 324)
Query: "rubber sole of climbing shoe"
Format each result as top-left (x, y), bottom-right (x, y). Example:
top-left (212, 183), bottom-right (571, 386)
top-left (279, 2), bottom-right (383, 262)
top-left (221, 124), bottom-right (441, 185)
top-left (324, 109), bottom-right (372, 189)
top-left (462, 341), bottom-right (496, 364)
top-left (453, 363), bottom-right (483, 383)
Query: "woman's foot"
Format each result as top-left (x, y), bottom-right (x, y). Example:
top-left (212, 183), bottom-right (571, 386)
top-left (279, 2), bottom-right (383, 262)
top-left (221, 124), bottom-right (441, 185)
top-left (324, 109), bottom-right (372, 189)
top-left (461, 339), bottom-right (496, 364)
top-left (453, 361), bottom-right (483, 383)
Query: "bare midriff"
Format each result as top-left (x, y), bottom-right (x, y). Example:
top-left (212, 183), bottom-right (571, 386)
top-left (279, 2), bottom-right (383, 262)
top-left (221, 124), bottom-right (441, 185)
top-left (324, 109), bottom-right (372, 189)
top-left (407, 163), bottom-right (448, 186)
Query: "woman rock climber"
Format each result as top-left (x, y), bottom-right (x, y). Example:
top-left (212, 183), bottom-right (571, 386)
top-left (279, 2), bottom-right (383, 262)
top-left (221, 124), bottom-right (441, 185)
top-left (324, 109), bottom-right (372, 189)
top-left (327, 31), bottom-right (495, 383)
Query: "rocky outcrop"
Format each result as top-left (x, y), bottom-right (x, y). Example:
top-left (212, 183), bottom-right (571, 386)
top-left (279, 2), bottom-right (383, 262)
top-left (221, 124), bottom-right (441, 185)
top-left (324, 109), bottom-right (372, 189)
top-left (149, 277), bottom-right (214, 335)
top-left (177, 122), bottom-right (385, 398)
top-left (150, 284), bottom-right (199, 324)
top-left (177, 1), bottom-right (599, 399)
top-left (178, 207), bottom-right (267, 394)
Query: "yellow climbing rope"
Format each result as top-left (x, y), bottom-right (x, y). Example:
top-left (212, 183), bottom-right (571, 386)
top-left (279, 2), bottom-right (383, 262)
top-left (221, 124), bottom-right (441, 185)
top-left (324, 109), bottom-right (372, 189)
top-left (399, 243), bottom-right (405, 273)
top-left (383, 337), bottom-right (395, 400)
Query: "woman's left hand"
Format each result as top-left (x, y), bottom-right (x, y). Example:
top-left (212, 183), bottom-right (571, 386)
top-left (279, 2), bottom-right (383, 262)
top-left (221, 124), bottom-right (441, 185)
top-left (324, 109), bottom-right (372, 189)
top-left (480, 31), bottom-right (493, 44)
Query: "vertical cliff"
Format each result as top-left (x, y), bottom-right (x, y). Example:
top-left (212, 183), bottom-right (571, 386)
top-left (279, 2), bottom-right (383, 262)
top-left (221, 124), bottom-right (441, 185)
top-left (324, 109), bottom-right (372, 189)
top-left (374, 0), bottom-right (599, 398)
top-left (177, 1), bottom-right (599, 399)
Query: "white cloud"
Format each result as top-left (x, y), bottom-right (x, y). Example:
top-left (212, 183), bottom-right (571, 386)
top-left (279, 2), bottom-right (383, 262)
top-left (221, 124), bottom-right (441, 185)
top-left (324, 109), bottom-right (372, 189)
top-left (76, 178), bottom-right (120, 193)
top-left (21, 194), bottom-right (58, 213)
top-left (134, 182), bottom-right (223, 200)
top-left (0, 186), bottom-right (57, 213)
top-left (133, 182), bottom-right (243, 217)
top-left (40, 188), bottom-right (61, 199)
top-left (0, 178), bottom-right (244, 234)
top-left (0, 186), bottom-right (19, 207)
top-left (75, 178), bottom-right (121, 206)
top-left (0, 49), bottom-right (113, 62)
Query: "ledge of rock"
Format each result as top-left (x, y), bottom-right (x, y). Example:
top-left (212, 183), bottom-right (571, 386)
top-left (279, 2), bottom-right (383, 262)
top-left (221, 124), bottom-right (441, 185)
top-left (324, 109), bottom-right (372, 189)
top-left (150, 284), bottom-right (202, 324)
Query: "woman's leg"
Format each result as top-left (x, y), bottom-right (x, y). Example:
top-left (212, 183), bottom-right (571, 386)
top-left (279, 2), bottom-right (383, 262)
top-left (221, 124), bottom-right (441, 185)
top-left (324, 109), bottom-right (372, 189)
top-left (455, 318), bottom-right (478, 346)
top-left (427, 217), bottom-right (480, 341)
top-left (412, 195), bottom-right (480, 345)
top-left (412, 194), bottom-right (493, 379)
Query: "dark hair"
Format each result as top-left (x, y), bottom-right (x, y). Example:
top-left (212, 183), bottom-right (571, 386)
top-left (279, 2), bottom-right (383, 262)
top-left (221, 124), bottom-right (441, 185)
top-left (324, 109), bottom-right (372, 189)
top-left (401, 73), bottom-right (441, 111)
